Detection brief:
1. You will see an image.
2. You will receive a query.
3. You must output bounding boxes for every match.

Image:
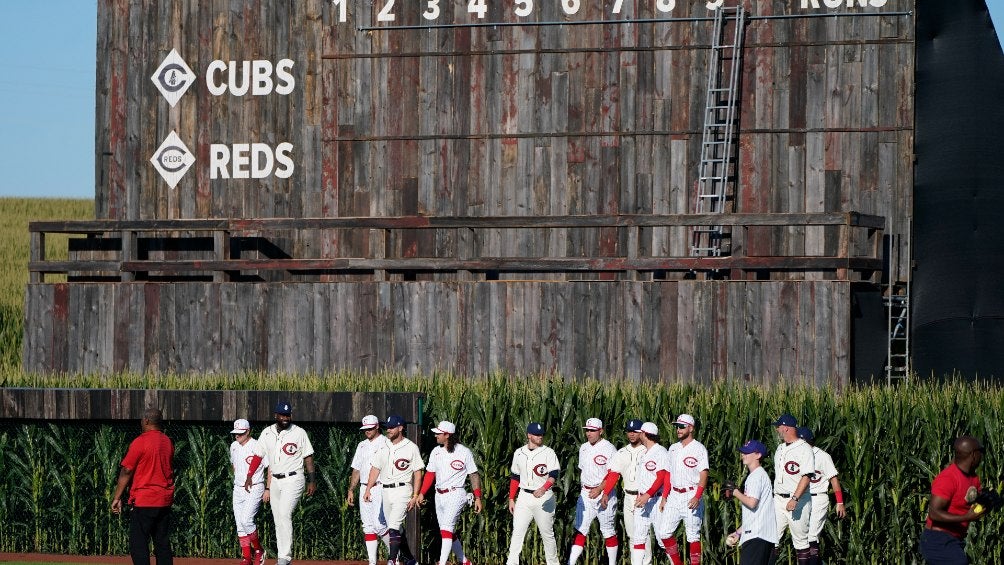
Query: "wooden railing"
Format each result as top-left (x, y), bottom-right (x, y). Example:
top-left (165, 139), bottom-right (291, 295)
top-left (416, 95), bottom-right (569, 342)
top-left (28, 212), bottom-right (885, 282)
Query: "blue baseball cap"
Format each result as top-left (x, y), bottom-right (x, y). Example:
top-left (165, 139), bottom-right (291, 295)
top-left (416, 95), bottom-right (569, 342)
top-left (383, 415), bottom-right (406, 428)
top-left (739, 439), bottom-right (768, 457)
top-left (527, 422), bottom-right (545, 436)
top-left (625, 419), bottom-right (644, 432)
top-left (772, 414), bottom-right (798, 427)
top-left (274, 400), bottom-right (292, 415)
top-left (797, 427), bottom-right (814, 441)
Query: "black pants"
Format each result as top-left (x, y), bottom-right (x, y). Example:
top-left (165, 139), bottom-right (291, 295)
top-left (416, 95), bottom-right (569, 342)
top-left (129, 506), bottom-right (173, 565)
top-left (741, 538), bottom-right (775, 565)
top-left (919, 528), bottom-right (968, 565)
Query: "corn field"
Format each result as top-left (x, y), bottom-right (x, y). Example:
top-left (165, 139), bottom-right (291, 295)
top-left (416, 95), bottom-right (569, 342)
top-left (0, 375), bottom-right (1002, 564)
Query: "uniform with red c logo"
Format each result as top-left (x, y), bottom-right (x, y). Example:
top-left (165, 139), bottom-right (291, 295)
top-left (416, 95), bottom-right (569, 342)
top-left (645, 460), bottom-right (657, 471)
top-left (450, 460), bottom-right (466, 471)
top-left (594, 454), bottom-right (608, 466)
top-left (282, 442), bottom-right (298, 456)
top-left (683, 456), bottom-right (698, 468)
top-left (533, 463), bottom-right (548, 477)
top-left (784, 461), bottom-right (801, 475)
top-left (394, 458), bottom-right (410, 471)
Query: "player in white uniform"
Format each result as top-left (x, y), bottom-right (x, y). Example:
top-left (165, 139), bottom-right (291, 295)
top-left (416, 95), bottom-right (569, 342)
top-left (229, 419), bottom-right (268, 565)
top-left (568, 418), bottom-right (619, 565)
top-left (659, 414), bottom-right (709, 565)
top-left (347, 415), bottom-right (391, 565)
top-left (259, 400), bottom-right (316, 565)
top-left (416, 420), bottom-right (483, 565)
top-left (507, 422), bottom-right (561, 565)
top-left (364, 415), bottom-right (424, 565)
top-left (770, 414), bottom-right (814, 565)
top-left (796, 427), bottom-right (845, 565)
top-left (725, 440), bottom-right (778, 565)
top-left (601, 419), bottom-right (653, 565)
top-left (630, 422), bottom-right (677, 565)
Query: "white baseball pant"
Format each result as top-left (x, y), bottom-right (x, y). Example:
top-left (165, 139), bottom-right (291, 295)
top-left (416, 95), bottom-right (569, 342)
top-left (507, 490), bottom-right (559, 565)
top-left (631, 496), bottom-right (663, 565)
top-left (269, 474), bottom-right (305, 561)
top-left (774, 493), bottom-right (812, 550)
top-left (623, 492), bottom-right (652, 565)
top-left (807, 494), bottom-right (829, 542)
top-left (574, 488), bottom-right (618, 538)
top-left (358, 484), bottom-right (388, 535)
top-left (434, 487), bottom-right (469, 532)
top-left (382, 485), bottom-right (413, 531)
top-left (658, 491), bottom-right (704, 542)
top-left (233, 483), bottom-right (265, 536)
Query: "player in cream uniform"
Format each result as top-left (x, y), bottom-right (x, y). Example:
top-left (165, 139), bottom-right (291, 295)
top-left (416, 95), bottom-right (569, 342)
top-left (601, 419), bottom-right (652, 565)
top-left (229, 418), bottom-right (268, 565)
top-left (568, 418), bottom-right (619, 565)
top-left (507, 422), bottom-right (561, 565)
top-left (417, 421), bottom-right (483, 565)
top-left (364, 415), bottom-right (424, 565)
top-left (347, 415), bottom-right (391, 565)
top-left (770, 414), bottom-right (814, 564)
top-left (797, 427), bottom-right (845, 565)
top-left (259, 400), bottom-right (316, 565)
top-left (659, 414), bottom-right (709, 565)
top-left (630, 422), bottom-right (675, 565)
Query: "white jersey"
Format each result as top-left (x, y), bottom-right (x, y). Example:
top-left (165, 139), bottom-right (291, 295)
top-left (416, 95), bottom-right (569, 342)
top-left (773, 439), bottom-right (814, 495)
top-left (740, 466), bottom-right (778, 545)
top-left (511, 445), bottom-right (560, 490)
top-left (427, 443), bottom-right (478, 490)
top-left (808, 446), bottom-right (839, 495)
top-left (371, 437), bottom-right (425, 484)
top-left (230, 437), bottom-right (268, 486)
top-left (608, 443), bottom-right (647, 491)
top-left (578, 439), bottom-right (617, 488)
top-left (635, 443), bottom-right (669, 495)
top-left (666, 439), bottom-right (709, 488)
top-left (258, 423), bottom-right (314, 475)
top-left (350, 434), bottom-right (389, 481)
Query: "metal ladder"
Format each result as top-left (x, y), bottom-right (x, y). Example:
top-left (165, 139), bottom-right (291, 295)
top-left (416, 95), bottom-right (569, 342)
top-left (691, 5), bottom-right (746, 257)
top-left (885, 223), bottom-right (912, 384)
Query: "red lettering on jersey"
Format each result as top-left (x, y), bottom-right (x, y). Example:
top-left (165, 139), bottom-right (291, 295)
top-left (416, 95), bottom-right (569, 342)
top-left (683, 456), bottom-right (698, 468)
top-left (594, 454), bottom-right (608, 466)
top-left (450, 460), bottom-right (466, 471)
top-left (282, 442), bottom-right (298, 456)
top-left (645, 460), bottom-right (657, 471)
top-left (394, 458), bottom-right (411, 471)
top-left (533, 463), bottom-right (548, 477)
top-left (784, 461), bottom-right (801, 475)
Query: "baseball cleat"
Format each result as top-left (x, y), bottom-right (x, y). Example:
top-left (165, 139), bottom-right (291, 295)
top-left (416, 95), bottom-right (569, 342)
top-left (253, 550), bottom-right (265, 565)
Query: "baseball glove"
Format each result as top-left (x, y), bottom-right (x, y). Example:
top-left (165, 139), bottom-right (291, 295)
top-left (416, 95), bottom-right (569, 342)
top-left (722, 480), bottom-right (737, 499)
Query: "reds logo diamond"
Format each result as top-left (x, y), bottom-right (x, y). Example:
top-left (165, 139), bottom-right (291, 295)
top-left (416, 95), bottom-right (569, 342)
top-left (533, 463), bottom-right (548, 476)
top-left (784, 461), bottom-right (801, 475)
top-left (282, 442), bottom-right (298, 456)
top-left (683, 456), bottom-right (698, 468)
top-left (594, 454), bottom-right (608, 466)
top-left (450, 459), bottom-right (466, 471)
top-left (394, 458), bottom-right (411, 471)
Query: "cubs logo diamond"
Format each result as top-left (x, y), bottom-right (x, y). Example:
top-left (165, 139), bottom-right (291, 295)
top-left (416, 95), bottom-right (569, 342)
top-left (150, 131), bottom-right (195, 189)
top-left (151, 48), bottom-right (196, 107)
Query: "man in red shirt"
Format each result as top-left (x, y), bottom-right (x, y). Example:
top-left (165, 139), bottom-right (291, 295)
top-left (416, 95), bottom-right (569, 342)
top-left (919, 436), bottom-right (985, 565)
top-left (111, 408), bottom-right (176, 565)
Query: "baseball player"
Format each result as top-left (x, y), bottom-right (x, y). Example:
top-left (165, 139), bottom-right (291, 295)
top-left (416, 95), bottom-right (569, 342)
top-left (601, 419), bottom-right (653, 565)
top-left (724, 440), bottom-right (778, 565)
top-left (568, 418), bottom-right (619, 565)
top-left (230, 419), bottom-right (268, 565)
top-left (416, 420), bottom-right (483, 565)
top-left (769, 414), bottom-right (814, 565)
top-left (630, 422), bottom-right (677, 565)
top-left (507, 422), bottom-right (561, 565)
top-left (364, 415), bottom-right (424, 565)
top-left (259, 400), bottom-right (316, 565)
top-left (347, 415), bottom-right (391, 565)
top-left (796, 427), bottom-right (845, 565)
top-left (659, 414), bottom-right (709, 565)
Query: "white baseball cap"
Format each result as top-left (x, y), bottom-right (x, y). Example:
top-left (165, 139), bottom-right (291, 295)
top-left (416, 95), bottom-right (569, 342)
top-left (230, 418), bottom-right (251, 434)
top-left (641, 421), bottom-right (659, 435)
top-left (360, 415), bottom-right (379, 430)
top-left (583, 417), bottom-right (603, 431)
top-left (432, 420), bottom-right (456, 434)
top-left (674, 414), bottom-right (696, 427)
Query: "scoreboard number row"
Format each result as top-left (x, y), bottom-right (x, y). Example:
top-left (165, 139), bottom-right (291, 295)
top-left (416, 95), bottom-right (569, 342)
top-left (331, 0), bottom-right (729, 23)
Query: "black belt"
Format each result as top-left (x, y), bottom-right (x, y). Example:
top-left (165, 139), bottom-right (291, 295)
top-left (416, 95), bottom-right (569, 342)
top-left (812, 493), bottom-right (826, 497)
top-left (272, 471), bottom-right (298, 479)
top-left (624, 489), bottom-right (639, 495)
top-left (384, 482), bottom-right (409, 488)
top-left (522, 487), bottom-right (550, 493)
top-left (777, 493), bottom-right (791, 498)
top-left (582, 484), bottom-right (599, 490)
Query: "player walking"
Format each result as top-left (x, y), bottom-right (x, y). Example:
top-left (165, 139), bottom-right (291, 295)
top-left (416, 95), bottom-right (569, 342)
top-left (601, 419), bottom-right (653, 565)
top-left (568, 418), bottom-right (619, 565)
top-left (364, 415), bottom-right (423, 565)
top-left (659, 414), bottom-right (709, 565)
top-left (229, 419), bottom-right (268, 565)
top-left (507, 422), bottom-right (561, 565)
top-left (769, 414), bottom-right (814, 565)
top-left (630, 422), bottom-right (677, 565)
top-left (725, 440), bottom-right (778, 565)
top-left (259, 400), bottom-right (316, 565)
top-left (416, 420), bottom-right (483, 565)
top-left (796, 427), bottom-right (845, 565)
top-left (347, 415), bottom-right (391, 565)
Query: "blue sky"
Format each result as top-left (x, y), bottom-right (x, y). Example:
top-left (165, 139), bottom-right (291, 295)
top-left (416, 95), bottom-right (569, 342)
top-left (1, 0), bottom-right (1002, 199)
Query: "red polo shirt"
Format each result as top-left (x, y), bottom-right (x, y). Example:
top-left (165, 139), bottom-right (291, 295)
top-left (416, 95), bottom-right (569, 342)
top-left (121, 430), bottom-right (175, 507)
top-left (926, 462), bottom-right (981, 538)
